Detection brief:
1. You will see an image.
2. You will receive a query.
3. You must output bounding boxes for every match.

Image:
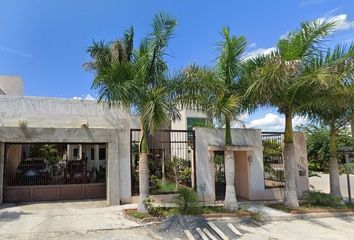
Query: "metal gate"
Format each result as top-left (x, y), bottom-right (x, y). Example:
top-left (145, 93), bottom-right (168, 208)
top-left (3, 143), bottom-right (106, 202)
top-left (262, 132), bottom-right (285, 188)
top-left (130, 129), bottom-right (196, 195)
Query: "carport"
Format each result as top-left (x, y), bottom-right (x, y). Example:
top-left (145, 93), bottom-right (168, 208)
top-left (0, 127), bottom-right (120, 205)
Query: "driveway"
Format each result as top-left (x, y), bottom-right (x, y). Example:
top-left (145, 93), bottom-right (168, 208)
top-left (0, 200), bottom-right (159, 240)
top-left (309, 173), bottom-right (354, 201)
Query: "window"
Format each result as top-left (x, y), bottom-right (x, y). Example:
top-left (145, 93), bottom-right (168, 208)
top-left (90, 148), bottom-right (94, 160)
top-left (186, 117), bottom-right (210, 130)
top-left (73, 148), bottom-right (79, 158)
top-left (99, 148), bottom-right (106, 160)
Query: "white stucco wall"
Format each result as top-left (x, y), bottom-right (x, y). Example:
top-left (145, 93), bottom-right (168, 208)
top-left (194, 127), bottom-right (264, 201)
top-left (194, 128), bottom-right (309, 202)
top-left (0, 95), bottom-right (140, 204)
top-left (0, 95), bottom-right (138, 129)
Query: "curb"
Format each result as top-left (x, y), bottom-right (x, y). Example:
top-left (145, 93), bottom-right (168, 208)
top-left (267, 211), bottom-right (354, 221)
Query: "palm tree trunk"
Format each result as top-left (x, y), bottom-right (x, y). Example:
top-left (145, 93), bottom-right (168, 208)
top-left (283, 112), bottom-right (299, 208)
top-left (137, 129), bottom-right (149, 212)
top-left (329, 127), bottom-right (342, 197)
top-left (224, 119), bottom-right (238, 210)
top-left (351, 113), bottom-right (354, 138)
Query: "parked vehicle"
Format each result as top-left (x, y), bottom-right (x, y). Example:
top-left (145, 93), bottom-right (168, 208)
top-left (65, 160), bottom-right (91, 184)
top-left (15, 158), bottom-right (50, 185)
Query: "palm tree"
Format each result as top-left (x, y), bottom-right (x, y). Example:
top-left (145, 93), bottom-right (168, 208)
top-left (85, 12), bottom-right (178, 212)
top-left (300, 43), bottom-right (354, 197)
top-left (243, 20), bottom-right (336, 208)
top-left (176, 27), bottom-right (247, 210)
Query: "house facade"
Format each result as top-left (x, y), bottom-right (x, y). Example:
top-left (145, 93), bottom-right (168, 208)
top-left (0, 76), bottom-right (309, 205)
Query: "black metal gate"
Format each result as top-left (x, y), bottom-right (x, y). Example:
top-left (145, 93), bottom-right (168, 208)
top-left (130, 129), bottom-right (196, 195)
top-left (262, 132), bottom-right (285, 188)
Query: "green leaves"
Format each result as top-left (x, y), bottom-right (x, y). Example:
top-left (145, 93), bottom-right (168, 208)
top-left (218, 27), bottom-right (247, 85)
top-left (278, 20), bottom-right (336, 61)
top-left (85, 12), bottom-right (179, 139)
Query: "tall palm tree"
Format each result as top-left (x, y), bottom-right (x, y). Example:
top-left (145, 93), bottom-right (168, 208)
top-left (300, 43), bottom-right (354, 197)
top-left (176, 27), bottom-right (247, 210)
top-left (85, 12), bottom-right (178, 212)
top-left (243, 20), bottom-right (336, 208)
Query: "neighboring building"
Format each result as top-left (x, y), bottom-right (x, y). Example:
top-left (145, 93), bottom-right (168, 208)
top-left (0, 76), bottom-right (309, 205)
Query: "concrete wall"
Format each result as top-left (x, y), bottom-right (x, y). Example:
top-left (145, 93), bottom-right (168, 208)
top-left (0, 95), bottom-right (138, 129)
top-left (0, 76), bottom-right (23, 96)
top-left (0, 143), bottom-right (4, 204)
top-left (294, 132), bottom-right (310, 197)
top-left (194, 127), bottom-right (264, 201)
top-left (194, 128), bottom-right (309, 202)
top-left (0, 95), bottom-right (140, 205)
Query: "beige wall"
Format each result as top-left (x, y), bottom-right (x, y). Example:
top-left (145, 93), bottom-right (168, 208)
top-left (4, 145), bottom-right (22, 178)
top-left (234, 151), bottom-right (250, 199)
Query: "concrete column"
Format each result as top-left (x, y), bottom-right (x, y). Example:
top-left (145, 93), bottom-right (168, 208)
top-left (209, 150), bottom-right (215, 201)
top-left (107, 141), bottom-right (120, 205)
top-left (0, 143), bottom-right (5, 204)
top-left (94, 144), bottom-right (100, 170)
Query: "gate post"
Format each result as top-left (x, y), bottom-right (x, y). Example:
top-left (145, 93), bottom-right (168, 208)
top-left (0, 143), bottom-right (4, 204)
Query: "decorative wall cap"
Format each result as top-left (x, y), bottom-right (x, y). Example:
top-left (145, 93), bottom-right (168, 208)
top-left (17, 120), bottom-right (27, 128)
top-left (81, 120), bottom-right (89, 128)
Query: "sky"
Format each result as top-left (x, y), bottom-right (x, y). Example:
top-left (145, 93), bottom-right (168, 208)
top-left (0, 0), bottom-right (353, 131)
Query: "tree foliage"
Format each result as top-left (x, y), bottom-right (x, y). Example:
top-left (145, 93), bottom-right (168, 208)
top-left (298, 124), bottom-right (354, 172)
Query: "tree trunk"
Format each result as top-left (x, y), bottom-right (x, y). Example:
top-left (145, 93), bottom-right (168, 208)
top-left (329, 127), bottom-right (342, 197)
top-left (283, 112), bottom-right (299, 208)
top-left (223, 118), bottom-right (238, 210)
top-left (137, 130), bottom-right (149, 212)
top-left (174, 166), bottom-right (179, 191)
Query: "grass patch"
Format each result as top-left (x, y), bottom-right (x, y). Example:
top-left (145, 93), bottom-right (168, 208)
top-left (126, 209), bottom-right (151, 219)
top-left (125, 206), bottom-right (251, 220)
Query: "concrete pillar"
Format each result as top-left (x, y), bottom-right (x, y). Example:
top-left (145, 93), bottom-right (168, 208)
top-left (0, 143), bottom-right (5, 204)
top-left (107, 141), bottom-right (120, 205)
top-left (94, 144), bottom-right (100, 170)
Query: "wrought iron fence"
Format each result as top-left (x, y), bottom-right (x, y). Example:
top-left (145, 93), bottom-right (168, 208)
top-left (4, 143), bottom-right (106, 186)
top-left (262, 132), bottom-right (285, 188)
top-left (130, 129), bottom-right (196, 195)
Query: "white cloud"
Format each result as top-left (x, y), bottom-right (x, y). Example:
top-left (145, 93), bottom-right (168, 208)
top-left (73, 94), bottom-right (96, 101)
top-left (300, 0), bottom-right (328, 7)
top-left (248, 43), bottom-right (257, 49)
top-left (246, 113), bottom-right (308, 132)
top-left (244, 47), bottom-right (276, 60)
top-left (318, 14), bottom-right (354, 31)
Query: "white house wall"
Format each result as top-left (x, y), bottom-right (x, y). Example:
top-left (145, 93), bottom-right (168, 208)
top-left (0, 95), bottom-right (140, 205)
top-left (194, 127), bottom-right (264, 201)
top-left (194, 127), bottom-right (309, 201)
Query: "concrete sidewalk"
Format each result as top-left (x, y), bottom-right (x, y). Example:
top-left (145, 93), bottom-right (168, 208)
top-left (0, 200), bottom-right (141, 237)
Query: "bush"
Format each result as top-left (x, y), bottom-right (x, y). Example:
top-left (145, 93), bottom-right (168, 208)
top-left (175, 187), bottom-right (201, 215)
top-left (143, 197), bottom-right (163, 217)
top-left (303, 191), bottom-right (342, 207)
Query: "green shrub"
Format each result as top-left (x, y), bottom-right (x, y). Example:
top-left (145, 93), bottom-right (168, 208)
top-left (175, 187), bottom-right (201, 215)
top-left (250, 211), bottom-right (263, 222)
top-left (143, 197), bottom-right (163, 217)
top-left (303, 191), bottom-right (342, 207)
